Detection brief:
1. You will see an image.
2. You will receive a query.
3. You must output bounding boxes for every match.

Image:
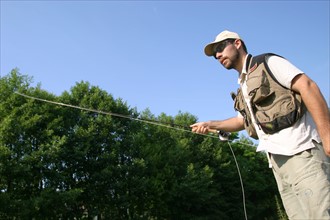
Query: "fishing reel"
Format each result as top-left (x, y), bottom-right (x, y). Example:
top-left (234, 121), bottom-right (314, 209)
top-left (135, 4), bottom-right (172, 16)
top-left (216, 130), bottom-right (230, 142)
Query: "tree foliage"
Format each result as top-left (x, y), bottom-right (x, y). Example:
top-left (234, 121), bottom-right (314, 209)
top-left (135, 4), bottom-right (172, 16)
top-left (0, 69), bottom-right (286, 219)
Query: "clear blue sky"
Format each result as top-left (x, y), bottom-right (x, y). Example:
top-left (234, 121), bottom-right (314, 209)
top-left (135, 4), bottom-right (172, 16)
top-left (1, 1), bottom-right (329, 125)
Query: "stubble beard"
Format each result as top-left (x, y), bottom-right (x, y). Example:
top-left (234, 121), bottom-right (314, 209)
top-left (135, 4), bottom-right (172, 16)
top-left (224, 50), bottom-right (240, 70)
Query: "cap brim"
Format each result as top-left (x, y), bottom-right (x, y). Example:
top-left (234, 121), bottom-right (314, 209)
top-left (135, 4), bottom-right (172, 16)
top-left (204, 42), bottom-right (218, 57)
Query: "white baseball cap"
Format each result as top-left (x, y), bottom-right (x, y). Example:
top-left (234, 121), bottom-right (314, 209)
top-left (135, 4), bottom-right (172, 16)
top-left (204, 30), bottom-right (242, 56)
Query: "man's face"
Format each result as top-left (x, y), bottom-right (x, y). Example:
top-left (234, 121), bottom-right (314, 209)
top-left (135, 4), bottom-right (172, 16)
top-left (213, 39), bottom-right (240, 70)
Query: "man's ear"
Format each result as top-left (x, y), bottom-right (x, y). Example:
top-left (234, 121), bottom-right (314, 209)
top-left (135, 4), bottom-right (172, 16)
top-left (234, 39), bottom-right (242, 50)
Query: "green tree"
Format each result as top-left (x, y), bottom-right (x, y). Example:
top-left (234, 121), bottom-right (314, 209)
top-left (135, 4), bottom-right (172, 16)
top-left (0, 69), bottom-right (62, 217)
top-left (0, 69), bottom-right (286, 219)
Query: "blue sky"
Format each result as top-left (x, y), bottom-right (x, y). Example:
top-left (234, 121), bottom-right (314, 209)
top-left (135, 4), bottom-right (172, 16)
top-left (1, 1), bottom-right (329, 126)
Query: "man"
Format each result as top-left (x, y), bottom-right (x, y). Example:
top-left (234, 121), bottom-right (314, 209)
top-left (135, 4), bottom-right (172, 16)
top-left (190, 30), bottom-right (330, 219)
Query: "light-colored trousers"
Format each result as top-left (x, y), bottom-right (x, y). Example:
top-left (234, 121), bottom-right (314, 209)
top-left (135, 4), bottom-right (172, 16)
top-left (270, 141), bottom-right (330, 220)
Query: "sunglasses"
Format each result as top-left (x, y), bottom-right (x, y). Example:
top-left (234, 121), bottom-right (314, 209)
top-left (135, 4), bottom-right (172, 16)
top-left (213, 39), bottom-right (235, 59)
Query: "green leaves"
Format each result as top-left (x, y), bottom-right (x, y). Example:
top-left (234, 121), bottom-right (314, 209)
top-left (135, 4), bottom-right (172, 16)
top-left (0, 70), bottom-right (286, 219)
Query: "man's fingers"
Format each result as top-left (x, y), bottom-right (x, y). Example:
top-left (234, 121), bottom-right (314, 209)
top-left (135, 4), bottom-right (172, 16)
top-left (190, 123), bottom-right (200, 128)
top-left (191, 126), bottom-right (208, 134)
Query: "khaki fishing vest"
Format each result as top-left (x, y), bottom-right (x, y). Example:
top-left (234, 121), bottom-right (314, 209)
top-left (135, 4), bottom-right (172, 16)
top-left (232, 53), bottom-right (306, 140)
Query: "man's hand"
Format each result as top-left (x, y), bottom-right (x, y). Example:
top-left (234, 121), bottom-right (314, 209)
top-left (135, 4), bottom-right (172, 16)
top-left (190, 122), bottom-right (212, 134)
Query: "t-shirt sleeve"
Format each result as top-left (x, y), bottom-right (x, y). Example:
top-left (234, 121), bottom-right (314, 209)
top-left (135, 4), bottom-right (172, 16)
top-left (237, 112), bottom-right (244, 118)
top-left (266, 55), bottom-right (304, 89)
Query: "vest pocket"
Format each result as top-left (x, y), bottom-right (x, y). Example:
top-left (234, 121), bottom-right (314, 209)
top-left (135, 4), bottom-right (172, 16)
top-left (247, 68), bottom-right (271, 104)
top-left (233, 88), bottom-right (258, 139)
top-left (254, 92), bottom-right (303, 134)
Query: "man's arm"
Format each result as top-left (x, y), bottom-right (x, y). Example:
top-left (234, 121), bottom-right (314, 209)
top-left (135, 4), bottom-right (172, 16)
top-left (190, 116), bottom-right (244, 134)
top-left (291, 74), bottom-right (330, 156)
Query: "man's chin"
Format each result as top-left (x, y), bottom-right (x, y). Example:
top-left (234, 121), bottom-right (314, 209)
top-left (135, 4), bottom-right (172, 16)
top-left (223, 64), bottom-right (234, 70)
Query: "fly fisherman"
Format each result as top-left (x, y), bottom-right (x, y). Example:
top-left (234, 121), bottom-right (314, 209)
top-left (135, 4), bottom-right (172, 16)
top-left (190, 30), bottom-right (330, 219)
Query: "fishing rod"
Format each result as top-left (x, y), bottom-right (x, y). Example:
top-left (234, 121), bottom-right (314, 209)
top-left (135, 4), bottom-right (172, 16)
top-left (14, 91), bottom-right (248, 220)
top-left (14, 92), bottom-right (232, 140)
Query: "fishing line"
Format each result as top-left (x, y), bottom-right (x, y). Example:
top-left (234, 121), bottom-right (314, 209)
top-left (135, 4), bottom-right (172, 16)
top-left (228, 141), bottom-right (248, 220)
top-left (14, 91), bottom-right (248, 220)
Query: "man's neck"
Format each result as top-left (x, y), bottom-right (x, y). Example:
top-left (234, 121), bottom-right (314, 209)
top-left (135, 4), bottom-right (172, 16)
top-left (236, 53), bottom-right (248, 76)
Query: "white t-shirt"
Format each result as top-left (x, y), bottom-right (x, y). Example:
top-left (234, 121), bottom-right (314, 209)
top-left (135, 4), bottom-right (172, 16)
top-left (239, 54), bottom-right (320, 156)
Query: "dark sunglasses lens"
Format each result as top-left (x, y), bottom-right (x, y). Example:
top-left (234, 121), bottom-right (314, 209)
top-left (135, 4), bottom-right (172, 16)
top-left (213, 42), bottom-right (225, 59)
top-left (215, 43), bottom-right (225, 53)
